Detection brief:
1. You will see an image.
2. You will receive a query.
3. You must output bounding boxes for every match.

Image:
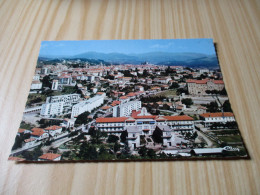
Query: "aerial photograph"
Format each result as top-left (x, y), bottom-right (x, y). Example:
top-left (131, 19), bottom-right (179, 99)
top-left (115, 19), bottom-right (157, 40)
top-left (9, 39), bottom-right (248, 162)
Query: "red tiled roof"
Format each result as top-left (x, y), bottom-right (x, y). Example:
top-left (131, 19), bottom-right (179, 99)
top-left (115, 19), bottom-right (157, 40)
top-left (8, 156), bottom-right (25, 161)
top-left (45, 125), bottom-right (62, 131)
top-left (134, 115), bottom-right (158, 119)
top-left (200, 112), bottom-right (234, 118)
top-left (213, 80), bottom-right (224, 84)
top-left (186, 79), bottom-right (224, 85)
top-left (39, 153), bottom-right (61, 160)
top-left (120, 96), bottom-right (129, 99)
top-left (31, 127), bottom-right (44, 132)
top-left (31, 128), bottom-right (45, 136)
top-left (131, 110), bottom-right (142, 117)
top-left (18, 128), bottom-right (26, 133)
top-left (127, 92), bottom-right (136, 97)
top-left (96, 117), bottom-right (128, 123)
top-left (163, 115), bottom-right (194, 121)
top-left (186, 79), bottom-right (208, 84)
top-left (101, 106), bottom-right (111, 110)
top-left (97, 92), bottom-right (105, 95)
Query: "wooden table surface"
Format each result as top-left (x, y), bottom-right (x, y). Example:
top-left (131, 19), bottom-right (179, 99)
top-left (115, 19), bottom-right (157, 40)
top-left (0, 0), bottom-right (259, 194)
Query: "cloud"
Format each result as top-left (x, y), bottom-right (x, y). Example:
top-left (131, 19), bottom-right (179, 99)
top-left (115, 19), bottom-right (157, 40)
top-left (150, 42), bottom-right (174, 49)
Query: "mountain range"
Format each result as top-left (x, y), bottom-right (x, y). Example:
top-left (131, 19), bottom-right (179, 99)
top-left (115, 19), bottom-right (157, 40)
top-left (39, 51), bottom-right (219, 68)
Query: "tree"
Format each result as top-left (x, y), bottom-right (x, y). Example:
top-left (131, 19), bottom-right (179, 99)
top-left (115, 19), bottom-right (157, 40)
top-left (75, 111), bottom-right (90, 125)
top-left (223, 100), bottom-right (232, 112)
top-left (90, 128), bottom-right (107, 144)
top-left (113, 142), bottom-right (121, 153)
top-left (170, 82), bottom-right (180, 89)
top-left (206, 101), bottom-right (219, 113)
top-left (120, 130), bottom-right (128, 143)
top-left (78, 142), bottom-right (98, 160)
top-left (147, 149), bottom-right (156, 158)
top-left (12, 135), bottom-right (24, 150)
top-left (42, 75), bottom-right (52, 88)
top-left (152, 126), bottom-right (163, 144)
top-left (182, 98), bottom-right (193, 107)
top-left (138, 146), bottom-right (148, 157)
top-left (162, 104), bottom-right (170, 110)
top-left (107, 135), bottom-right (119, 143)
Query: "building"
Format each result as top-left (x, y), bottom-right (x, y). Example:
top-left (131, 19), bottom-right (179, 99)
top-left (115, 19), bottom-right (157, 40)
top-left (186, 79), bottom-right (224, 95)
top-left (96, 112), bottom-right (195, 135)
top-left (113, 101), bottom-right (141, 117)
top-left (191, 148), bottom-right (223, 156)
top-left (40, 102), bottom-right (64, 117)
top-left (71, 95), bottom-right (104, 118)
top-left (38, 153), bottom-right (61, 161)
top-left (41, 94), bottom-right (80, 117)
top-left (33, 74), bottom-right (40, 80)
top-left (30, 128), bottom-right (49, 140)
top-left (51, 80), bottom-right (59, 90)
top-left (200, 112), bottom-right (235, 127)
top-left (23, 138), bottom-right (36, 148)
top-left (30, 80), bottom-right (42, 90)
top-left (44, 125), bottom-right (62, 137)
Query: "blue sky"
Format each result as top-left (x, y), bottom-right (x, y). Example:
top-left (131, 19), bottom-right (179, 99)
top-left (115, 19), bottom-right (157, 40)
top-left (39, 39), bottom-right (216, 57)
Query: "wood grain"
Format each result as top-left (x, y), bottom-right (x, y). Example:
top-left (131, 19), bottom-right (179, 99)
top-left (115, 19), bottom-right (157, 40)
top-left (0, 0), bottom-right (259, 194)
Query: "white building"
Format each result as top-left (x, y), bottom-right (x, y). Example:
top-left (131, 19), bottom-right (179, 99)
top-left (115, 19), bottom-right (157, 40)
top-left (33, 74), bottom-right (40, 81)
top-left (40, 94), bottom-right (80, 117)
top-left (96, 113), bottom-right (195, 134)
top-left (40, 102), bottom-right (64, 117)
top-left (71, 95), bottom-right (104, 118)
top-left (51, 80), bottom-right (59, 90)
top-left (113, 101), bottom-right (141, 117)
top-left (44, 125), bottom-right (62, 137)
top-left (30, 80), bottom-right (42, 90)
top-left (199, 69), bottom-right (209, 74)
top-left (200, 112), bottom-right (235, 127)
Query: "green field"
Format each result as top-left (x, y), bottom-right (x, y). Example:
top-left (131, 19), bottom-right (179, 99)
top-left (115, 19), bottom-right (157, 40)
top-left (217, 135), bottom-right (243, 143)
top-left (152, 89), bottom-right (177, 97)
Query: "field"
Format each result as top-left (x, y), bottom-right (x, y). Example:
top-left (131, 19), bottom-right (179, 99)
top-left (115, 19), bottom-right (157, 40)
top-left (217, 135), bottom-right (243, 143)
top-left (152, 89), bottom-right (177, 97)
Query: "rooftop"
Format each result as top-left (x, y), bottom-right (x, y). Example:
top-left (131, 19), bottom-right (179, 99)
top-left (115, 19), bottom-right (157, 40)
top-left (200, 112), bottom-right (234, 118)
top-left (39, 153), bottom-right (61, 160)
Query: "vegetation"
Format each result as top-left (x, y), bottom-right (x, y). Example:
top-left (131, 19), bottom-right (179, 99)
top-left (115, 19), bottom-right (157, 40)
top-left (152, 126), bottom-right (163, 144)
top-left (75, 111), bottom-right (91, 125)
top-left (182, 98), bottom-right (193, 107)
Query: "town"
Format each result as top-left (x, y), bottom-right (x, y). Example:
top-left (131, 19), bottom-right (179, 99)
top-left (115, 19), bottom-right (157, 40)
top-left (9, 60), bottom-right (247, 161)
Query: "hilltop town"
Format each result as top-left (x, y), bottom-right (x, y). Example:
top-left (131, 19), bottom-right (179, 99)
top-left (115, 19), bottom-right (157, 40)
top-left (9, 60), bottom-right (246, 161)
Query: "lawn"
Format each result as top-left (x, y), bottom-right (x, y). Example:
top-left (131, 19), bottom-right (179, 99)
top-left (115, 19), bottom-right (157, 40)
top-left (217, 135), bottom-right (243, 143)
top-left (152, 89), bottom-right (177, 97)
top-left (26, 93), bottom-right (47, 106)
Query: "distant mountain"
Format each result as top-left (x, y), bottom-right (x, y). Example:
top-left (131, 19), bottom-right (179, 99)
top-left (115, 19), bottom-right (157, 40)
top-left (39, 51), bottom-right (219, 68)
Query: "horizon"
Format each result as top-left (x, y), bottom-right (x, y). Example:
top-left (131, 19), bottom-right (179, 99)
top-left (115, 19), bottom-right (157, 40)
top-left (39, 39), bottom-right (217, 58)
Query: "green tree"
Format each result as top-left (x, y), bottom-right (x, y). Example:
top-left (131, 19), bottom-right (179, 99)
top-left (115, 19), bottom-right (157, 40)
top-left (78, 142), bottom-right (98, 160)
top-left (206, 101), bottom-right (219, 113)
top-left (120, 130), bottom-right (128, 143)
top-left (152, 126), bottom-right (163, 144)
top-left (138, 146), bottom-right (148, 157)
top-left (42, 75), bottom-right (52, 88)
top-left (75, 111), bottom-right (90, 125)
top-left (182, 98), bottom-right (193, 107)
top-left (90, 128), bottom-right (107, 144)
top-left (170, 82), bottom-right (180, 89)
top-left (107, 135), bottom-right (119, 143)
top-left (223, 100), bottom-right (232, 112)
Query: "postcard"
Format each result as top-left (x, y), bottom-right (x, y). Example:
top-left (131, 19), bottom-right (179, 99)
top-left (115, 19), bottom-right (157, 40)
top-left (9, 39), bottom-right (249, 162)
